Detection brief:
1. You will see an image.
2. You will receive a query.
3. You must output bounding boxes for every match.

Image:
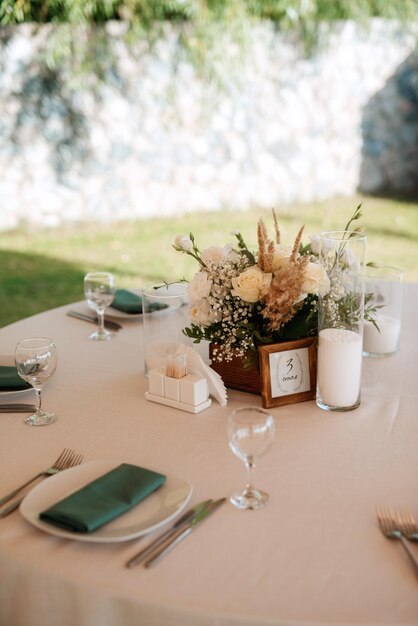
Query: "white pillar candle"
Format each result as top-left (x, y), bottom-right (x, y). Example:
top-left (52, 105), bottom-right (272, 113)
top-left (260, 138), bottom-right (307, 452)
top-left (363, 314), bottom-right (400, 355)
top-left (318, 328), bottom-right (363, 408)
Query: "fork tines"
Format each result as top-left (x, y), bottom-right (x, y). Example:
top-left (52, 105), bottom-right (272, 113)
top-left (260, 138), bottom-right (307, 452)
top-left (376, 504), bottom-right (394, 535)
top-left (55, 448), bottom-right (83, 470)
top-left (376, 504), bottom-right (418, 540)
top-left (395, 507), bottom-right (418, 540)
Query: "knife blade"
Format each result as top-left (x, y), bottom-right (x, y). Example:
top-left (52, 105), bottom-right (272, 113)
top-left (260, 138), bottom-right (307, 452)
top-left (144, 497), bottom-right (227, 568)
top-left (125, 499), bottom-right (213, 569)
top-left (67, 311), bottom-right (122, 331)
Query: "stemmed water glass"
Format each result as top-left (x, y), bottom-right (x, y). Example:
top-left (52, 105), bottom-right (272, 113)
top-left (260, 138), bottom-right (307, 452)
top-left (84, 272), bottom-right (116, 341)
top-left (227, 406), bottom-right (275, 510)
top-left (15, 337), bottom-right (58, 426)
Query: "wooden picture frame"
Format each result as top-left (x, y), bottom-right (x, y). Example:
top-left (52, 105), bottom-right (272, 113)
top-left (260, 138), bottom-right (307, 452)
top-left (258, 338), bottom-right (317, 409)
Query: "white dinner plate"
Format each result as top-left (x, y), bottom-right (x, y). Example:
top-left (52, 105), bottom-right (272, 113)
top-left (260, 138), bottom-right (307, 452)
top-left (20, 460), bottom-right (193, 543)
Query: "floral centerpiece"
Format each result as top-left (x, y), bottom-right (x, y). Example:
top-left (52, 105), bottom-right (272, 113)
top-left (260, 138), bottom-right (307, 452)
top-left (173, 206), bottom-right (373, 374)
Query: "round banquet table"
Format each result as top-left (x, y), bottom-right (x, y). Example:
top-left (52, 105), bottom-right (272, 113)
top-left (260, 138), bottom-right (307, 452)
top-left (0, 285), bottom-right (417, 626)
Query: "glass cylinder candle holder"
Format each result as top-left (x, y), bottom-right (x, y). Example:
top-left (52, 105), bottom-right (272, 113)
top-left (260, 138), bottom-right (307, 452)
top-left (316, 231), bottom-right (367, 412)
top-left (363, 265), bottom-right (404, 357)
top-left (142, 283), bottom-right (189, 376)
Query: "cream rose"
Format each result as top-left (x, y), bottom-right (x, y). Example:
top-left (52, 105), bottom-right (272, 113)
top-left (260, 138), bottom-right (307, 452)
top-left (231, 266), bottom-right (272, 303)
top-left (188, 299), bottom-right (216, 326)
top-left (174, 234), bottom-right (193, 251)
top-left (301, 262), bottom-right (330, 296)
top-left (272, 244), bottom-right (292, 271)
top-left (188, 271), bottom-right (212, 303)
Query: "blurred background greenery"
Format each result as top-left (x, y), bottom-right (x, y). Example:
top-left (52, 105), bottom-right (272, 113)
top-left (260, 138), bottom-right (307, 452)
top-left (1, 194), bottom-right (416, 328)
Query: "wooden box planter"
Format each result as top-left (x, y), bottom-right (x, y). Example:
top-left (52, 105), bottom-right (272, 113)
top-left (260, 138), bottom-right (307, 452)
top-left (209, 344), bottom-right (261, 395)
top-left (209, 338), bottom-right (317, 407)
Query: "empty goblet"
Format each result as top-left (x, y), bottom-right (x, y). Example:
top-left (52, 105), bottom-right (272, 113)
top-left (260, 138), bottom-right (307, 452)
top-left (15, 337), bottom-right (58, 426)
top-left (227, 406), bottom-right (275, 510)
top-left (84, 272), bottom-right (116, 341)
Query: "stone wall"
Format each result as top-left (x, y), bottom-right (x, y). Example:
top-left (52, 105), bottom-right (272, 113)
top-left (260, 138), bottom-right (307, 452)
top-left (0, 20), bottom-right (417, 230)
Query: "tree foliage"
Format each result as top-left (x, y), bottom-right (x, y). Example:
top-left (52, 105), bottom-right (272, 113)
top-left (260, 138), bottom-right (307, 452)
top-left (2, 0), bottom-right (417, 26)
top-left (1, 1), bottom-right (417, 85)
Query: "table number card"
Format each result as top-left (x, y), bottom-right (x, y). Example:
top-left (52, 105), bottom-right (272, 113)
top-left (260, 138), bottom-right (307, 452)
top-left (259, 338), bottom-right (317, 409)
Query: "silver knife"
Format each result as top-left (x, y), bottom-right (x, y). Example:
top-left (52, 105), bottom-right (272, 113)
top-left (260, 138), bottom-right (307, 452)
top-left (125, 499), bottom-right (213, 569)
top-left (67, 311), bottom-right (122, 331)
top-left (144, 497), bottom-right (227, 568)
top-left (0, 404), bottom-right (36, 413)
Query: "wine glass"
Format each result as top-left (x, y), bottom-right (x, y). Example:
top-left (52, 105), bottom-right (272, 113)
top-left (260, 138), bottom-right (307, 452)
top-left (227, 406), bottom-right (275, 510)
top-left (84, 272), bottom-right (116, 341)
top-left (15, 338), bottom-right (58, 426)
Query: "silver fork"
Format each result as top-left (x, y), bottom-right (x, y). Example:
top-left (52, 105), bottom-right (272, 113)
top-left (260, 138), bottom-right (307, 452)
top-left (376, 505), bottom-right (418, 580)
top-left (0, 448), bottom-right (84, 518)
top-left (395, 507), bottom-right (418, 542)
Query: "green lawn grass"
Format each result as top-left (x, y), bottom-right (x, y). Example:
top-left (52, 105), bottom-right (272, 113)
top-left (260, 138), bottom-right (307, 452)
top-left (1, 194), bottom-right (417, 328)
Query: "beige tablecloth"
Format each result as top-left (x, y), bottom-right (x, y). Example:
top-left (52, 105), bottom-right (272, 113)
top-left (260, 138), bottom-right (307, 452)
top-left (0, 286), bottom-right (417, 626)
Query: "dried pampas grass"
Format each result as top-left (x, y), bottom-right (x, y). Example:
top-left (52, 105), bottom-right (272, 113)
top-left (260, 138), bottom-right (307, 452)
top-left (260, 223), bottom-right (308, 332)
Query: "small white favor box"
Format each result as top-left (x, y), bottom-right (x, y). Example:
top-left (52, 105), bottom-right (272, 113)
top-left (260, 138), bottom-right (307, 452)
top-left (148, 368), bottom-right (165, 396)
top-left (164, 377), bottom-right (180, 402)
top-left (145, 368), bottom-right (211, 413)
top-left (179, 374), bottom-right (208, 406)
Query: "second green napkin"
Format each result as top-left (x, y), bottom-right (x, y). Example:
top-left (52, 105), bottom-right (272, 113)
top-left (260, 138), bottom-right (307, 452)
top-left (0, 365), bottom-right (30, 391)
top-left (111, 289), bottom-right (168, 314)
top-left (40, 463), bottom-right (166, 533)
top-left (111, 289), bottom-right (143, 313)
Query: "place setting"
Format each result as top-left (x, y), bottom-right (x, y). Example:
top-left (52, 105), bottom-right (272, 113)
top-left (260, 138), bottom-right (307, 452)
top-left (0, 346), bottom-right (42, 413)
top-left (67, 272), bottom-right (177, 337)
top-left (0, 396), bottom-right (278, 564)
top-left (19, 460), bottom-right (195, 544)
top-left (0, 337), bottom-right (58, 422)
top-left (0, 446), bottom-right (192, 531)
top-left (0, 444), bottom-right (229, 568)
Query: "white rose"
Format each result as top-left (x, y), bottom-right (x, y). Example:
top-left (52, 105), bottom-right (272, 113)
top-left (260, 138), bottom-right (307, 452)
top-left (187, 271), bottom-right (212, 302)
top-left (189, 299), bottom-right (216, 326)
top-left (201, 245), bottom-right (230, 266)
top-left (231, 266), bottom-right (272, 303)
top-left (174, 234), bottom-right (193, 251)
top-left (272, 244), bottom-right (292, 271)
top-left (301, 262), bottom-right (330, 296)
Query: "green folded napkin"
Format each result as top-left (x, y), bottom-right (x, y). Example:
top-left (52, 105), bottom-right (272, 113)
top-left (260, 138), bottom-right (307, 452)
top-left (39, 463), bottom-right (166, 533)
top-left (0, 366), bottom-right (30, 391)
top-left (111, 289), bottom-right (167, 314)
